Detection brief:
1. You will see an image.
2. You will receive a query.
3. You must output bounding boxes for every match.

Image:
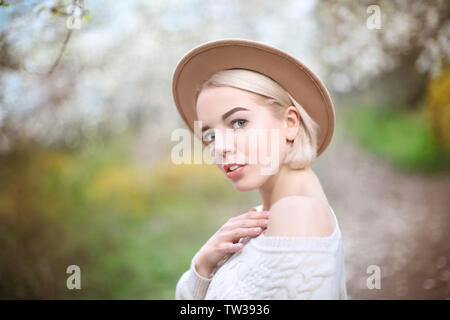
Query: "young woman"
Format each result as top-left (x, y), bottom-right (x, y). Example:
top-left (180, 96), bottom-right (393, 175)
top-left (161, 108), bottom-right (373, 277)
top-left (172, 39), bottom-right (348, 299)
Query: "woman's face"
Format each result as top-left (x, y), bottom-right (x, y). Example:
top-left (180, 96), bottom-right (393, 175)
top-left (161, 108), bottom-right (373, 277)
top-left (196, 86), bottom-right (290, 192)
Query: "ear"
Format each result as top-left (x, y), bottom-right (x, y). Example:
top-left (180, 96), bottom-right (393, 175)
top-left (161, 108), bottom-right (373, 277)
top-left (283, 106), bottom-right (300, 142)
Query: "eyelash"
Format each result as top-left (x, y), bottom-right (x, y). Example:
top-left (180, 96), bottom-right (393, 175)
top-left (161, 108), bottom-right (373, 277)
top-left (203, 119), bottom-right (248, 143)
top-left (231, 119), bottom-right (247, 129)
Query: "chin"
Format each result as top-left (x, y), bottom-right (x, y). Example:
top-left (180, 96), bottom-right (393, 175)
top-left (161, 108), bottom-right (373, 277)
top-left (229, 167), bottom-right (269, 192)
top-left (232, 182), bottom-right (257, 192)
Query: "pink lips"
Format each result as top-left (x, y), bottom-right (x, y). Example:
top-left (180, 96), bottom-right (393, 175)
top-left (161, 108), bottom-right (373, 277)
top-left (225, 164), bottom-right (247, 179)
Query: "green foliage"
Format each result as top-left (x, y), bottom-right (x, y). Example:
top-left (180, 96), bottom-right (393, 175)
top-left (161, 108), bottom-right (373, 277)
top-left (342, 104), bottom-right (450, 173)
top-left (0, 132), bottom-right (249, 299)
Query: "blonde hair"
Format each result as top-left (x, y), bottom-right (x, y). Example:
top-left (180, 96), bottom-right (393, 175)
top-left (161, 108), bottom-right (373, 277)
top-left (194, 68), bottom-right (320, 169)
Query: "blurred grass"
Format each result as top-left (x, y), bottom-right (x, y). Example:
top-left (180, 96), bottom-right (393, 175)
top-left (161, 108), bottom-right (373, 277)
top-left (0, 130), bottom-right (253, 299)
top-left (341, 104), bottom-right (450, 173)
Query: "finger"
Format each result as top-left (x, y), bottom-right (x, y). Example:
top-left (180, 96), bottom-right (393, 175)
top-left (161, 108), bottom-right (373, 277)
top-left (221, 242), bottom-right (244, 253)
top-left (245, 210), bottom-right (270, 220)
top-left (221, 227), bottom-right (263, 242)
top-left (226, 217), bottom-right (268, 230)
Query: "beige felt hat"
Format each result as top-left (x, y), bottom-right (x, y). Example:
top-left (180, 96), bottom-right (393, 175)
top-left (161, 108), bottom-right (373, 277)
top-left (171, 38), bottom-right (335, 157)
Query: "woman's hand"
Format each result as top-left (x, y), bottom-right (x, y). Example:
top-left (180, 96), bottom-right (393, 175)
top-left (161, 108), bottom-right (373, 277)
top-left (194, 207), bottom-right (270, 278)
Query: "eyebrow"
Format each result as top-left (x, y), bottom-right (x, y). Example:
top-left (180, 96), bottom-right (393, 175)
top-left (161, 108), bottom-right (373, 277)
top-left (201, 107), bottom-right (250, 132)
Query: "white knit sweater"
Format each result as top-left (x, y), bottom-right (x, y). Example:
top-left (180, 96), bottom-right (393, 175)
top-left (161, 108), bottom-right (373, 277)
top-left (175, 204), bottom-right (348, 300)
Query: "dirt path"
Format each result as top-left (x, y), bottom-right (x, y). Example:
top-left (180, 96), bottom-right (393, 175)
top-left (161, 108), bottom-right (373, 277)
top-left (314, 124), bottom-right (450, 299)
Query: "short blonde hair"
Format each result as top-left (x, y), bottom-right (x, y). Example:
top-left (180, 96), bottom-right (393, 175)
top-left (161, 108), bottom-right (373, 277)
top-left (194, 68), bottom-right (320, 169)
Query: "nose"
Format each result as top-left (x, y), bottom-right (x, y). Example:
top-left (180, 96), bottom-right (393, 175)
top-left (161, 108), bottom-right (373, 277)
top-left (210, 129), bottom-right (234, 165)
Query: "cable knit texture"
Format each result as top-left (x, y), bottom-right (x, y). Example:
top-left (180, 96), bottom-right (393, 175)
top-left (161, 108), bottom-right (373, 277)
top-left (175, 204), bottom-right (348, 300)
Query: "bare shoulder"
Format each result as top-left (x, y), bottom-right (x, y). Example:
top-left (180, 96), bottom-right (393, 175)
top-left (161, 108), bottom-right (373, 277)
top-left (264, 195), bottom-right (336, 238)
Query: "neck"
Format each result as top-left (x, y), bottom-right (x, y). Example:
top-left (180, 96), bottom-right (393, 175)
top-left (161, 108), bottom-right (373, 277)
top-left (258, 165), bottom-right (325, 211)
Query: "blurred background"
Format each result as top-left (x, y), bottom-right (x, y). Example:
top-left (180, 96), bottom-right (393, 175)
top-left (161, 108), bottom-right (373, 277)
top-left (0, 0), bottom-right (449, 299)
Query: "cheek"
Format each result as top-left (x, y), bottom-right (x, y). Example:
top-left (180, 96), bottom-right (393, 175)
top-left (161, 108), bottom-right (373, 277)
top-left (232, 165), bottom-right (270, 191)
top-left (234, 129), bottom-right (256, 164)
top-left (259, 124), bottom-right (286, 161)
top-left (234, 125), bottom-right (283, 166)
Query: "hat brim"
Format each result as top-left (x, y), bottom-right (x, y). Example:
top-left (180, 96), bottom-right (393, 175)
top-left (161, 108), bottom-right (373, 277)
top-left (172, 38), bottom-right (335, 157)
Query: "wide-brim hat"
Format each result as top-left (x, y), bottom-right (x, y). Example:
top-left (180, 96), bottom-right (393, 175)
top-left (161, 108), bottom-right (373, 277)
top-left (171, 38), bottom-right (335, 157)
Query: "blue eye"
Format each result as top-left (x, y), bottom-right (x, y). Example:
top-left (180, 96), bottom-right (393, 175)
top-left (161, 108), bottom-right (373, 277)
top-left (231, 119), bottom-right (247, 129)
top-left (203, 131), bottom-right (215, 143)
top-left (202, 119), bottom-right (247, 144)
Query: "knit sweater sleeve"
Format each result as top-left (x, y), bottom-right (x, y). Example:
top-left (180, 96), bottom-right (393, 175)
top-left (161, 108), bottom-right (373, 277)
top-left (175, 251), bottom-right (213, 300)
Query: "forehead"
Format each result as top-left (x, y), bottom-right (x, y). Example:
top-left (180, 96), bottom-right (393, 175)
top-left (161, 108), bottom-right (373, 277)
top-left (196, 86), bottom-right (264, 118)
